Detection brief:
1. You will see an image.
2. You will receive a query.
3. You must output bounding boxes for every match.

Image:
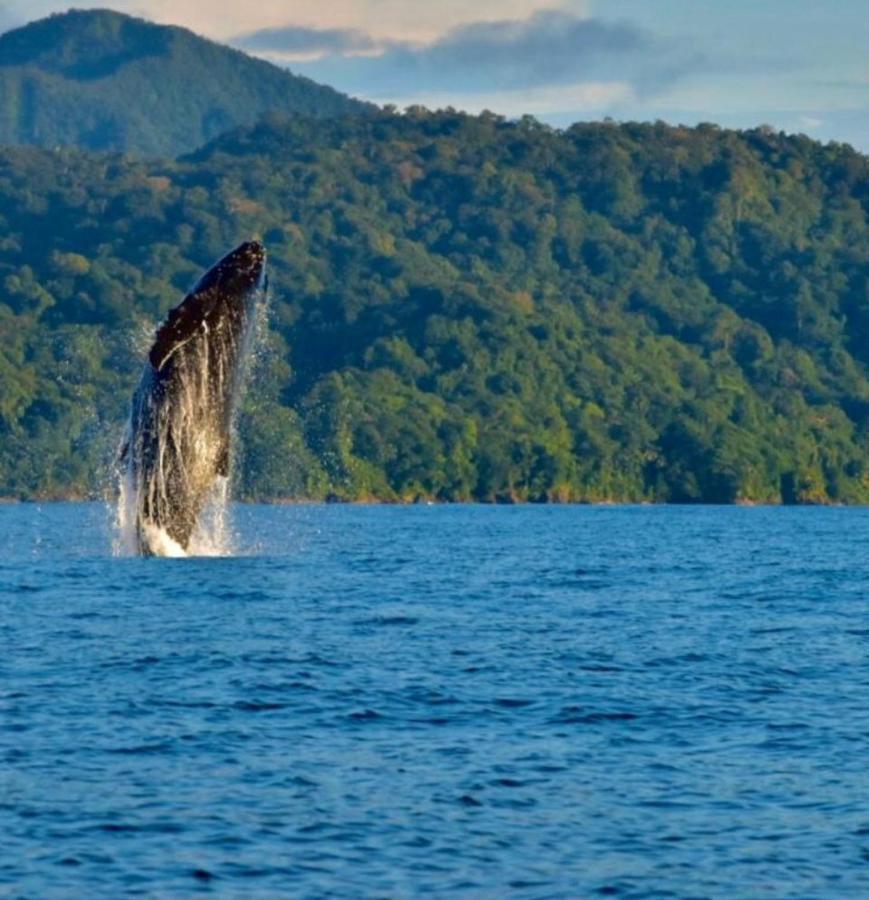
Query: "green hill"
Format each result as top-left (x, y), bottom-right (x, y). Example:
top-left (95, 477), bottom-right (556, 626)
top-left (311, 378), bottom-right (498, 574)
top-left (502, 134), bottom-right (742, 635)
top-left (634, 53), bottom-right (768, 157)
top-left (0, 111), bottom-right (867, 503)
top-left (0, 9), bottom-right (370, 156)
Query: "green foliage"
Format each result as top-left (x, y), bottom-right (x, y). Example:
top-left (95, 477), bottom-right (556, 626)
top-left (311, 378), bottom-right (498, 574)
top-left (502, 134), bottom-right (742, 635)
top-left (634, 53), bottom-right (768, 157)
top-left (0, 111), bottom-right (867, 503)
top-left (0, 10), bottom-right (370, 156)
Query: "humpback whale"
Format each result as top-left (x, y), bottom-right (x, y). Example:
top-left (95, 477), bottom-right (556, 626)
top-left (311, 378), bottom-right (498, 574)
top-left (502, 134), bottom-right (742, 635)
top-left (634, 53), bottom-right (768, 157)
top-left (120, 241), bottom-right (266, 556)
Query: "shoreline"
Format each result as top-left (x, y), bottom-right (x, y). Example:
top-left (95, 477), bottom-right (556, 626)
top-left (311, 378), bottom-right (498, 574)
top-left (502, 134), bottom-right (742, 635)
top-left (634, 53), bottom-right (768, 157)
top-left (0, 496), bottom-right (850, 508)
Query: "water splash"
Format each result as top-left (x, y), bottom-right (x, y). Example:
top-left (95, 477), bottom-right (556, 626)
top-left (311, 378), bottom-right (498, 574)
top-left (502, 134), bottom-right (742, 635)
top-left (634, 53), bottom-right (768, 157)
top-left (188, 476), bottom-right (234, 556)
top-left (114, 471), bottom-right (234, 558)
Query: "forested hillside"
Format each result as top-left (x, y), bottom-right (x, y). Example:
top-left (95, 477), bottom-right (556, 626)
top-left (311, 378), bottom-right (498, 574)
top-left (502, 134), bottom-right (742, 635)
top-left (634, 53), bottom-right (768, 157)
top-left (0, 111), bottom-right (867, 503)
top-left (0, 10), bottom-right (369, 156)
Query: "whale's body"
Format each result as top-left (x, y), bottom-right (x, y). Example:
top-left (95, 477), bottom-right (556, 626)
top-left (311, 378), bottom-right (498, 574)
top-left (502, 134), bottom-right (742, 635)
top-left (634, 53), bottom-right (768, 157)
top-left (121, 242), bottom-right (266, 556)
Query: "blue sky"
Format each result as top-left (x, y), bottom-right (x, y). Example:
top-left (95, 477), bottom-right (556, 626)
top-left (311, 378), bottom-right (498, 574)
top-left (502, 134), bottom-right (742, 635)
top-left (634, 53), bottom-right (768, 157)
top-left (1, 1), bottom-right (867, 150)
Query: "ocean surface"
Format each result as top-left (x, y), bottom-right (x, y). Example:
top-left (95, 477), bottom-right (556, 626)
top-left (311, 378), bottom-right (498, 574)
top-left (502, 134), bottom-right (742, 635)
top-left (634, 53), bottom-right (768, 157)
top-left (3, 503), bottom-right (869, 898)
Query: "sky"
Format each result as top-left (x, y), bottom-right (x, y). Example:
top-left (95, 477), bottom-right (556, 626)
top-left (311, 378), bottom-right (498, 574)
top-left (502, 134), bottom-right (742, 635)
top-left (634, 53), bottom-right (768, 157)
top-left (1, 0), bottom-right (867, 151)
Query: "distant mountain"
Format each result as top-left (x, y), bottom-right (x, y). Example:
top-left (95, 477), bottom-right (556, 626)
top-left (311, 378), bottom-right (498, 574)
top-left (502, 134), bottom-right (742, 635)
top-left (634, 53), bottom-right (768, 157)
top-left (0, 9), bottom-right (371, 156)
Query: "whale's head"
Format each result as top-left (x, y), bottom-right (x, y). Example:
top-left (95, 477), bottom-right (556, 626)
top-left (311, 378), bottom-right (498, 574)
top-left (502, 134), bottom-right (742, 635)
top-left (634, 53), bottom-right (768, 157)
top-left (149, 241), bottom-right (267, 371)
top-left (191, 240), bottom-right (266, 298)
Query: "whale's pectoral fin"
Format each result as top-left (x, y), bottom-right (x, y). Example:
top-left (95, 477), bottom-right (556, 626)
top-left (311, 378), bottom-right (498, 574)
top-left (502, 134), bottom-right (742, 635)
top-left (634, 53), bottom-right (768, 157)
top-left (118, 439), bottom-right (129, 464)
top-left (216, 441), bottom-right (230, 478)
top-left (149, 293), bottom-right (211, 371)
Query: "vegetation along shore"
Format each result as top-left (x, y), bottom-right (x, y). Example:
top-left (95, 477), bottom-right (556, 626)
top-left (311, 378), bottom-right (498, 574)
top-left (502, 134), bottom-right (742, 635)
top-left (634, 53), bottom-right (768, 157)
top-left (1, 111), bottom-right (866, 504)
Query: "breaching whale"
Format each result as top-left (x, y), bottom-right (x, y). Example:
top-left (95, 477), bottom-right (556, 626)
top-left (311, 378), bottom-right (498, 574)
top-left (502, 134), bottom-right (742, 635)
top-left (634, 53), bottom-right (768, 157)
top-left (120, 241), bottom-right (266, 556)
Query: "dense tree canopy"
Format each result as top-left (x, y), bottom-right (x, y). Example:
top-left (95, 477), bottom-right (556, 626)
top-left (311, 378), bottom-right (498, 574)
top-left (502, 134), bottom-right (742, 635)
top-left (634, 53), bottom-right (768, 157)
top-left (0, 111), bottom-right (867, 503)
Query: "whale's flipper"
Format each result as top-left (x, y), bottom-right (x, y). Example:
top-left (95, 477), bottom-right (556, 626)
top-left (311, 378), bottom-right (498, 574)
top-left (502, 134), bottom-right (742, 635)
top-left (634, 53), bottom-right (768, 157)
top-left (149, 297), bottom-right (211, 371)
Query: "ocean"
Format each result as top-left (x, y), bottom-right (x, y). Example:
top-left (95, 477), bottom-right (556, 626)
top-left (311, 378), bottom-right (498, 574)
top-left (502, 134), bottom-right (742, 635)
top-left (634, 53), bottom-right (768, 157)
top-left (2, 503), bottom-right (869, 897)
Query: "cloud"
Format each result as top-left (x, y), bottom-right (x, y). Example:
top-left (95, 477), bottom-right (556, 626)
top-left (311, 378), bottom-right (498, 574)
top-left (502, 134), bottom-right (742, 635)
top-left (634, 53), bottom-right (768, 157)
top-left (99, 0), bottom-right (580, 44)
top-left (235, 25), bottom-right (380, 59)
top-left (404, 10), bottom-right (647, 91)
top-left (430, 10), bottom-right (643, 72)
top-left (238, 8), bottom-right (690, 109)
top-left (239, 10), bottom-right (634, 68)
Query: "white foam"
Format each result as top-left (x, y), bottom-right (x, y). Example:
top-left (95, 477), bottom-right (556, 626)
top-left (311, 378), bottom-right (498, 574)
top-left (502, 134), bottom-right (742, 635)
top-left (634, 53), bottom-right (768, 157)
top-left (140, 523), bottom-right (188, 557)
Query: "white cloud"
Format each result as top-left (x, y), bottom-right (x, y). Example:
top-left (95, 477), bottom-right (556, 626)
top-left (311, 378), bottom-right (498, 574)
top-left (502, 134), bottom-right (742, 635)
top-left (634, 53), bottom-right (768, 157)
top-left (260, 9), bottom-right (673, 111)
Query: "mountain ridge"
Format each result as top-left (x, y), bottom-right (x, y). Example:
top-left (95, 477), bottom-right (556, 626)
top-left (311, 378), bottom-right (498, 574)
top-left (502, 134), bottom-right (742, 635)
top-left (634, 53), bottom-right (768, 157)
top-left (0, 8), bottom-right (372, 156)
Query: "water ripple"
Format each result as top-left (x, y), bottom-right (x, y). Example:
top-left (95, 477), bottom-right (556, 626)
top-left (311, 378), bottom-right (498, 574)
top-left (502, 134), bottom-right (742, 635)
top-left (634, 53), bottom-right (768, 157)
top-left (3, 504), bottom-right (869, 896)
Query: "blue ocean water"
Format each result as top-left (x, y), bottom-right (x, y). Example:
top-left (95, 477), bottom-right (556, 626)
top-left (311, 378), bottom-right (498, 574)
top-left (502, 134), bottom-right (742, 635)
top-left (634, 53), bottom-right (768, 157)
top-left (3, 503), bottom-right (869, 898)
